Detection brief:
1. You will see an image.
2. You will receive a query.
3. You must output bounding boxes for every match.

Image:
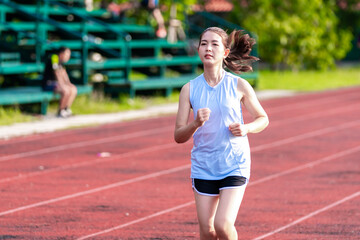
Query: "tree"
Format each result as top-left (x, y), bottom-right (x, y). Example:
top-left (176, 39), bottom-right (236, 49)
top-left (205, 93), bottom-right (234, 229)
top-left (335, 0), bottom-right (360, 61)
top-left (230, 0), bottom-right (353, 70)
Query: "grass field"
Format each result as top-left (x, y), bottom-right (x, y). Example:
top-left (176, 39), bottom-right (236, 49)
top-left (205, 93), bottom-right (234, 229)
top-left (258, 65), bottom-right (360, 91)
top-left (0, 107), bottom-right (34, 125)
top-left (45, 90), bottom-right (181, 116)
top-left (1, 65), bottom-right (359, 126)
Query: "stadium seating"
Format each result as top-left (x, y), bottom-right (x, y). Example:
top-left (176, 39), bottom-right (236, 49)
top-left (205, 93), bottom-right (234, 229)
top-left (0, 0), bottom-right (258, 114)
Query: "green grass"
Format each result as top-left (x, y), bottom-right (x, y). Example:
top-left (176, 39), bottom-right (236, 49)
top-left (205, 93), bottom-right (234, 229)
top-left (0, 90), bottom-right (181, 126)
top-left (1, 65), bottom-right (359, 126)
top-left (258, 66), bottom-right (360, 91)
top-left (0, 106), bottom-right (36, 126)
top-left (47, 90), bottom-right (180, 115)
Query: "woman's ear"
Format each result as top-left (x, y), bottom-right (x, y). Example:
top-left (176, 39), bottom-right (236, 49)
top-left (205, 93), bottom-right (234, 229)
top-left (224, 48), bottom-right (230, 58)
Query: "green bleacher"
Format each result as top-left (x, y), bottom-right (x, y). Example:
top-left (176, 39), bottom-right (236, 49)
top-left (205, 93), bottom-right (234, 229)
top-left (0, 0), bottom-right (258, 114)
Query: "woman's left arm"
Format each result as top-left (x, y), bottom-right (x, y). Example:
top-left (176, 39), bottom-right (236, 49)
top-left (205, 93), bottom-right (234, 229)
top-left (229, 78), bottom-right (269, 136)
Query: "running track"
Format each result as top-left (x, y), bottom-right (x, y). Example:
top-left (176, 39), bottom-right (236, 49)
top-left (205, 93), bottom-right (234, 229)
top-left (0, 87), bottom-right (359, 239)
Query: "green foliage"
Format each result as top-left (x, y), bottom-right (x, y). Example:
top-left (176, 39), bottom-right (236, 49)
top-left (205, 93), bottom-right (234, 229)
top-left (230, 0), bottom-right (353, 70)
top-left (159, 0), bottom-right (197, 22)
top-left (336, 0), bottom-right (360, 32)
top-left (335, 0), bottom-right (360, 60)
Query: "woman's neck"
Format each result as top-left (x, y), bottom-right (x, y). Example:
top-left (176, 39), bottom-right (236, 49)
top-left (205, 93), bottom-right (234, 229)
top-left (203, 65), bottom-right (224, 87)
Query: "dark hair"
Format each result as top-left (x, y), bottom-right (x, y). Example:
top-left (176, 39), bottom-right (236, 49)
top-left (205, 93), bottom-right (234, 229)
top-left (199, 27), bottom-right (259, 74)
top-left (57, 46), bottom-right (70, 54)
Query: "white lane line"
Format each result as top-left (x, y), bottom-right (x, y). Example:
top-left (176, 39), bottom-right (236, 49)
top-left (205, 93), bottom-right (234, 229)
top-left (0, 116), bottom-right (358, 220)
top-left (269, 102), bottom-right (360, 127)
top-left (75, 145), bottom-right (360, 239)
top-left (252, 190), bottom-right (360, 240)
top-left (1, 100), bottom-right (359, 165)
top-left (76, 201), bottom-right (195, 240)
top-left (0, 142), bottom-right (179, 184)
top-left (0, 126), bottom-right (172, 162)
top-left (0, 164), bottom-right (191, 217)
top-left (1, 89), bottom-right (359, 158)
top-left (1, 143), bottom-right (356, 233)
top-left (0, 102), bottom-right (359, 217)
top-left (249, 145), bottom-right (360, 186)
top-left (267, 91), bottom-right (360, 114)
top-left (252, 120), bottom-right (360, 152)
top-left (2, 118), bottom-right (359, 184)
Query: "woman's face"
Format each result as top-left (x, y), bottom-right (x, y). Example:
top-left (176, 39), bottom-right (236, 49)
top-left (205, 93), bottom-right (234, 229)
top-left (198, 31), bottom-right (228, 66)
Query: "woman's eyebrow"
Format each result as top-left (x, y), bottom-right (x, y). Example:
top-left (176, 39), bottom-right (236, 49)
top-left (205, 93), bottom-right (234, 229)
top-left (201, 39), bottom-right (219, 43)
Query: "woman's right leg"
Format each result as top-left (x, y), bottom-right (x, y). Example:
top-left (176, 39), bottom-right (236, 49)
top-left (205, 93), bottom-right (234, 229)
top-left (194, 190), bottom-right (219, 240)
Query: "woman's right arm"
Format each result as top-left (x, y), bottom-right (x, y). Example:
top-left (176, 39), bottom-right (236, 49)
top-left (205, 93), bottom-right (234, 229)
top-left (174, 83), bottom-right (211, 143)
top-left (174, 83), bottom-right (196, 143)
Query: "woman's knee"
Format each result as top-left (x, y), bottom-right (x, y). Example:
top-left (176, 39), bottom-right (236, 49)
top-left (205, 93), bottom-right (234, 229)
top-left (214, 218), bottom-right (235, 239)
top-left (199, 225), bottom-right (217, 240)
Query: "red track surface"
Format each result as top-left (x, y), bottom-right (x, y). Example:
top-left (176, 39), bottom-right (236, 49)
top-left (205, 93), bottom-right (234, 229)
top-left (0, 87), bottom-right (359, 239)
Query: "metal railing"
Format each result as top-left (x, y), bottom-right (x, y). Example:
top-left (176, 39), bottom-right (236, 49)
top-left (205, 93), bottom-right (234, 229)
top-left (0, 0), bottom-right (133, 83)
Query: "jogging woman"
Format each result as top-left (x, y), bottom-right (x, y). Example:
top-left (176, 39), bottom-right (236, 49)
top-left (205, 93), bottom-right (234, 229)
top-left (174, 27), bottom-right (269, 240)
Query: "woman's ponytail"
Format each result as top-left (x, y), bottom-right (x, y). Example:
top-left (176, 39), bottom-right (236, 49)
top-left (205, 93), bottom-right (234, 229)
top-left (223, 30), bottom-right (259, 74)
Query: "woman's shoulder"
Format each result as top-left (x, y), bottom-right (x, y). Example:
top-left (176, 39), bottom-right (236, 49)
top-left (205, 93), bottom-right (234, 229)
top-left (181, 74), bottom-right (200, 93)
top-left (189, 74), bottom-right (205, 88)
top-left (181, 82), bottom-right (190, 91)
top-left (237, 76), bottom-right (251, 86)
top-left (236, 76), bottom-right (256, 98)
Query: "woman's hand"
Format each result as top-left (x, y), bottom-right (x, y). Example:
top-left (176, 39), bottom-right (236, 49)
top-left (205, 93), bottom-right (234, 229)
top-left (174, 84), bottom-right (211, 143)
top-left (229, 122), bottom-right (248, 137)
top-left (195, 108), bottom-right (211, 127)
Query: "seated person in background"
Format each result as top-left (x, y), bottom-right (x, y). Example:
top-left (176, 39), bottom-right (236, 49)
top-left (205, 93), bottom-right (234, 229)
top-left (42, 47), bottom-right (77, 118)
top-left (142, 0), bottom-right (167, 38)
top-left (106, 0), bottom-right (167, 38)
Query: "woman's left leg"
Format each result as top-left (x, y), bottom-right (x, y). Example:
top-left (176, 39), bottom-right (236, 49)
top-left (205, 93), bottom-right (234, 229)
top-left (214, 185), bottom-right (247, 240)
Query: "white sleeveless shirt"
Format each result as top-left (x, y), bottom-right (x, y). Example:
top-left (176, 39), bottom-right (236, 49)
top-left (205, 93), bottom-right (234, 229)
top-left (189, 71), bottom-right (251, 180)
